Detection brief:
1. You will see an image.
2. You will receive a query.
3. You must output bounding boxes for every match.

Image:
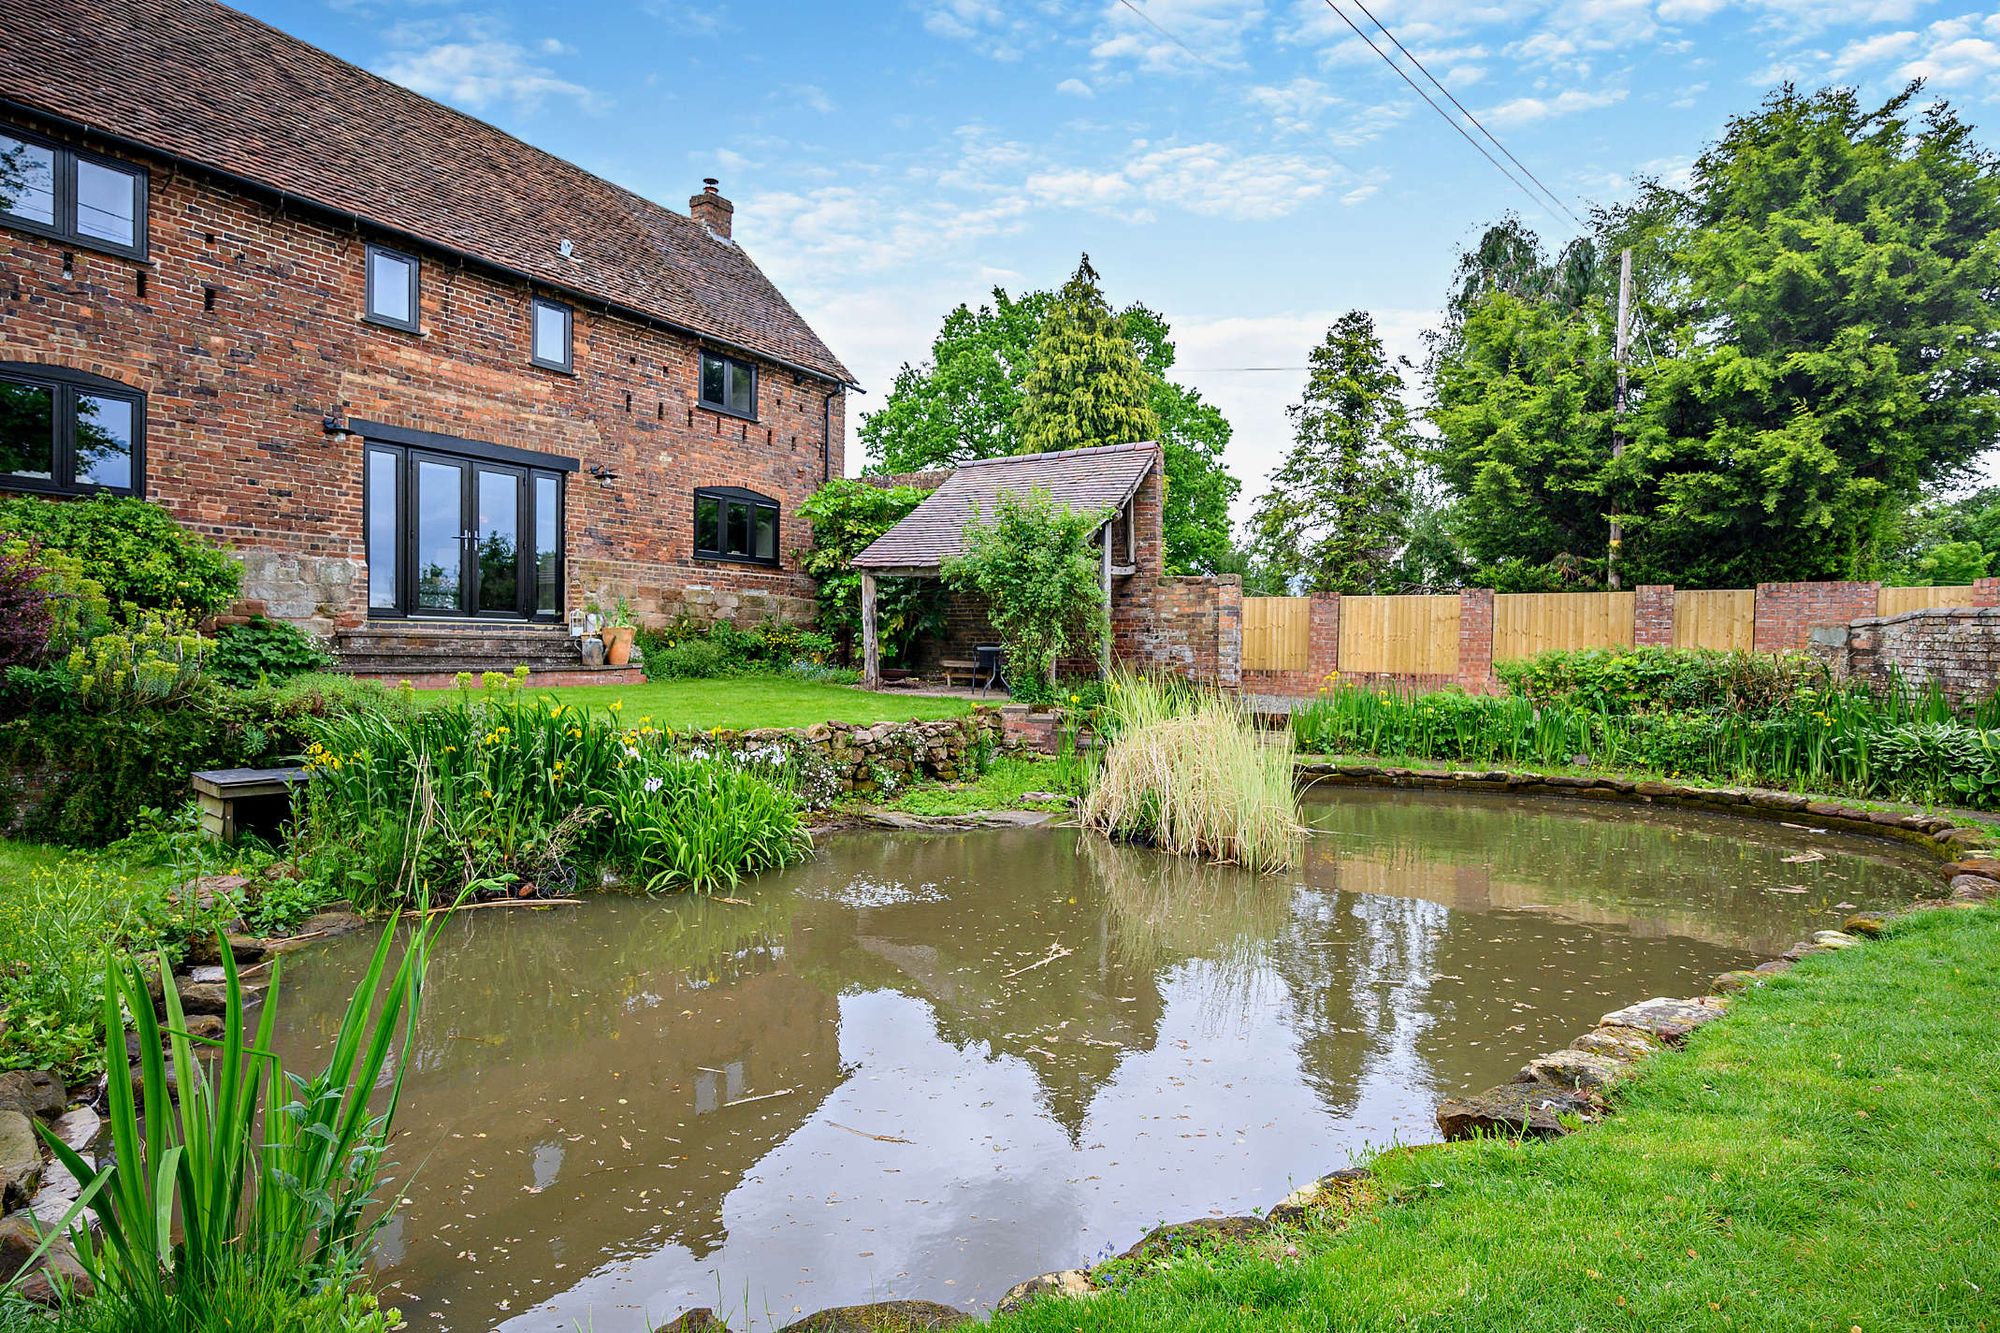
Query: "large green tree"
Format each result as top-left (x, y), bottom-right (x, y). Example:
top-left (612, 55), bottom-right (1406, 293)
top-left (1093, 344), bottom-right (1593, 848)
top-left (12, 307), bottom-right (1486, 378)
top-left (1016, 255), bottom-right (1160, 456)
top-left (1249, 312), bottom-right (1416, 593)
top-left (1430, 84), bottom-right (2000, 587)
top-left (859, 266), bottom-right (1240, 574)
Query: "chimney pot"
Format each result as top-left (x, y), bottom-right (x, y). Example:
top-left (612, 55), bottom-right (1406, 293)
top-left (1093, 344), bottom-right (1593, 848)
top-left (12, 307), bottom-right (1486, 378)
top-left (690, 179), bottom-right (733, 238)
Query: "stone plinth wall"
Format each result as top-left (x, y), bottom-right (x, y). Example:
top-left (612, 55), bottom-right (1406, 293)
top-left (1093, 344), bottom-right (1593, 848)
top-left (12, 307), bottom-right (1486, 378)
top-left (706, 711), bottom-right (1002, 802)
top-left (1811, 606), bottom-right (2000, 706)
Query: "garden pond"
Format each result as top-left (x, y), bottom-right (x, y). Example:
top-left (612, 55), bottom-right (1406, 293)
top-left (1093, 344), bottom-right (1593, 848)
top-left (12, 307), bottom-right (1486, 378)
top-left (267, 788), bottom-right (1938, 1331)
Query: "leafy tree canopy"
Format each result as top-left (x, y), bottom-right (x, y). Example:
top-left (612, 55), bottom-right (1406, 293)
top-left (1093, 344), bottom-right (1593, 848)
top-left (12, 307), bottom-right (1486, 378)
top-left (1017, 255), bottom-right (1160, 455)
top-left (860, 259), bottom-right (1240, 574)
top-left (797, 478), bottom-right (944, 667)
top-left (1428, 83), bottom-right (2000, 588)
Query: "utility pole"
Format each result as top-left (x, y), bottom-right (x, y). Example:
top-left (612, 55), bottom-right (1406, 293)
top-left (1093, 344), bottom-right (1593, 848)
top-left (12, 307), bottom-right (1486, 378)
top-left (1608, 247), bottom-right (1632, 591)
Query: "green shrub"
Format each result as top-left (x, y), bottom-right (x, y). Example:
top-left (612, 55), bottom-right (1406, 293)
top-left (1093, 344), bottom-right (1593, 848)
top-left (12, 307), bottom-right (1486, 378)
top-left (797, 477), bottom-right (946, 665)
top-left (943, 487), bottom-right (1110, 694)
top-left (65, 609), bottom-right (213, 707)
top-left (0, 494), bottom-right (240, 617)
top-left (636, 616), bottom-right (841, 681)
top-left (210, 615), bottom-right (334, 687)
top-left (1494, 646), bottom-right (1825, 716)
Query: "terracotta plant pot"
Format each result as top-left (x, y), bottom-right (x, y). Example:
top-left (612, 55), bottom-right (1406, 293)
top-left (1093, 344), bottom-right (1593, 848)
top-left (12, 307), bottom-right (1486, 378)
top-left (602, 625), bottom-right (636, 667)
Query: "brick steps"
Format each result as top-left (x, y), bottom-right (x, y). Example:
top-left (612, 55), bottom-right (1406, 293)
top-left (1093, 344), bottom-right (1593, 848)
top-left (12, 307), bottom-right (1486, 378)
top-left (333, 621), bottom-right (613, 679)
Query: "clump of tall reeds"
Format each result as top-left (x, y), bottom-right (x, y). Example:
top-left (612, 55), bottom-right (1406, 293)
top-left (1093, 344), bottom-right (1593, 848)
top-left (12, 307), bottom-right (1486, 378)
top-left (1080, 671), bottom-right (1301, 872)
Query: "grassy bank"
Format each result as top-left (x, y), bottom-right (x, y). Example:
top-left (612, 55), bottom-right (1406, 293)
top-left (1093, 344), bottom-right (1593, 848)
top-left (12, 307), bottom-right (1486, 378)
top-left (438, 676), bottom-right (974, 730)
top-left (990, 904), bottom-right (2000, 1332)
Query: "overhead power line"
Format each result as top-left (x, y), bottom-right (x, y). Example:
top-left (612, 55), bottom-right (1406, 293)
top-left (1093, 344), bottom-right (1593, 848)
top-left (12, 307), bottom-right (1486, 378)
top-left (1317, 0), bottom-right (1575, 233)
top-left (1345, 0), bottom-right (1588, 229)
top-left (1114, 0), bottom-right (1356, 177)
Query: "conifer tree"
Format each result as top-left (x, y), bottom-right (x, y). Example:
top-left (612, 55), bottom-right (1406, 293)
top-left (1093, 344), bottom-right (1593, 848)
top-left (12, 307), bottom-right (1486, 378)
top-left (1014, 255), bottom-right (1159, 454)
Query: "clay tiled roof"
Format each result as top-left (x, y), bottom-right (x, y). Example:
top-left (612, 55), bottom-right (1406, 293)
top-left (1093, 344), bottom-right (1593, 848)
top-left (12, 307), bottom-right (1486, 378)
top-left (853, 442), bottom-right (1158, 573)
top-left (0, 0), bottom-right (852, 383)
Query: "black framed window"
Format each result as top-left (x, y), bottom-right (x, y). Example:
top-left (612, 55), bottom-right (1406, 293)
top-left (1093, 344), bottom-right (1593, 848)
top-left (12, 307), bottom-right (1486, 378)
top-left (0, 125), bottom-right (146, 260)
top-left (698, 350), bottom-right (756, 419)
top-left (0, 363), bottom-right (144, 497)
top-left (531, 298), bottom-right (572, 371)
top-left (364, 243), bottom-right (420, 331)
top-left (693, 486), bottom-right (778, 565)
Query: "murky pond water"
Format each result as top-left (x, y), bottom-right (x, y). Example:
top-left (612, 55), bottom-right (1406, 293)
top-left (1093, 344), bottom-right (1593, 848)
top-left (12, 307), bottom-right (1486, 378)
top-left (268, 789), bottom-right (1935, 1331)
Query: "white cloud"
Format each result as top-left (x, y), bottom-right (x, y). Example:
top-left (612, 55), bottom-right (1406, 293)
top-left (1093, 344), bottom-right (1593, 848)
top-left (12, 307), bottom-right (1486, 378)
top-left (782, 83), bottom-right (835, 114)
top-left (1056, 77), bottom-right (1096, 97)
top-left (377, 18), bottom-right (600, 115)
top-left (921, 0), bottom-right (1039, 60)
top-left (1828, 28), bottom-right (1921, 76)
top-left (1480, 86), bottom-right (1627, 126)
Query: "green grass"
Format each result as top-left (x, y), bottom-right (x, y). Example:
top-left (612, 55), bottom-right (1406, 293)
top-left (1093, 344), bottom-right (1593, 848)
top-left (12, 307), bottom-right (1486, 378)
top-left (431, 675), bottom-right (974, 731)
top-left (991, 904), bottom-right (2000, 1332)
top-left (880, 756), bottom-right (1075, 816)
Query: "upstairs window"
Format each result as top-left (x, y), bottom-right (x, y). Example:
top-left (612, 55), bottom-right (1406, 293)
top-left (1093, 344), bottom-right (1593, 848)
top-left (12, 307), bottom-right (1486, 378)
top-left (364, 243), bottom-right (420, 331)
top-left (0, 363), bottom-right (144, 497)
top-left (693, 487), bottom-right (778, 565)
top-left (531, 298), bottom-right (572, 371)
top-left (0, 126), bottom-right (146, 259)
top-left (699, 350), bottom-right (756, 419)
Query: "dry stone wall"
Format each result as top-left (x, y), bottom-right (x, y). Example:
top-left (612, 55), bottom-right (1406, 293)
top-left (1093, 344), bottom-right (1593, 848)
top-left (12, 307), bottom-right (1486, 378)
top-left (1811, 606), bottom-right (2000, 707)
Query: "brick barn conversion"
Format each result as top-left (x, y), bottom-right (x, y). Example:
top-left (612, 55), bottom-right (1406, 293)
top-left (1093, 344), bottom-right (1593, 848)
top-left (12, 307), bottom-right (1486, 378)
top-left (0, 0), bottom-right (853, 678)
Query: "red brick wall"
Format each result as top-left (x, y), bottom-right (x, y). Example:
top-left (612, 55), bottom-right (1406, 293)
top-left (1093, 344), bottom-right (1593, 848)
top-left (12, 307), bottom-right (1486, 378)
top-left (1752, 581), bottom-right (1880, 653)
top-left (1241, 593), bottom-right (1341, 697)
top-left (0, 124), bottom-right (842, 633)
top-left (1634, 584), bottom-right (1675, 647)
top-left (1456, 588), bottom-right (1496, 692)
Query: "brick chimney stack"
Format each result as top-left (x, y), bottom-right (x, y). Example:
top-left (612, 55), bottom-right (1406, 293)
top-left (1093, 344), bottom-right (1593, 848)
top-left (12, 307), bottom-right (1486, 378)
top-left (689, 178), bottom-right (734, 239)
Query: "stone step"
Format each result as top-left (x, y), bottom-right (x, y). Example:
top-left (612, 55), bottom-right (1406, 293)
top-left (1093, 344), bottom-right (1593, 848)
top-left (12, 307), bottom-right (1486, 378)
top-left (331, 622), bottom-right (591, 677)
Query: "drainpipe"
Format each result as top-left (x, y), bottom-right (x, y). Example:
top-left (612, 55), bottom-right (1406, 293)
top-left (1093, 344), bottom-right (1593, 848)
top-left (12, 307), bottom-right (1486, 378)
top-left (821, 385), bottom-right (839, 483)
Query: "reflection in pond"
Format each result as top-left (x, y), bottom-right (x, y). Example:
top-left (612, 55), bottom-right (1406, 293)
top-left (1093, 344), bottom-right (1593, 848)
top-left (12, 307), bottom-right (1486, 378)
top-left (267, 789), bottom-right (1933, 1331)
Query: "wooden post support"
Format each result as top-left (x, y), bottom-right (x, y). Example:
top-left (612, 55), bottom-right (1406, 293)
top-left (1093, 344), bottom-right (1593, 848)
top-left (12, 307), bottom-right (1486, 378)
top-left (1100, 525), bottom-right (1113, 675)
top-left (860, 571), bottom-right (881, 690)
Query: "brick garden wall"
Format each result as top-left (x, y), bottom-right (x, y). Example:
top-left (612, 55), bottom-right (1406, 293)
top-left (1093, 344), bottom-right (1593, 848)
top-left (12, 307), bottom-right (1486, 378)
top-left (1813, 603), bottom-right (2000, 706)
top-left (1751, 582), bottom-right (1882, 653)
top-left (0, 119), bottom-right (842, 634)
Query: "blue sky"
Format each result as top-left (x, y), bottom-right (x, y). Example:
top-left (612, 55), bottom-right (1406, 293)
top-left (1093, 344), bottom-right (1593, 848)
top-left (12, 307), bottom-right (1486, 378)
top-left (257, 1), bottom-right (2000, 514)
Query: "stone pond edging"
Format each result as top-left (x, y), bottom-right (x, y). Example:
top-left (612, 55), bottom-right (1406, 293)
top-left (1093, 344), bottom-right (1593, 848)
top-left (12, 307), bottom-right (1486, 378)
top-left (701, 710), bottom-right (1005, 804)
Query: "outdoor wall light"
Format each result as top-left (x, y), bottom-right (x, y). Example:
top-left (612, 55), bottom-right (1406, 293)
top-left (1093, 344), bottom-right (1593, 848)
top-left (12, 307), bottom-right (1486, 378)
top-left (321, 415), bottom-right (356, 442)
top-left (589, 464), bottom-right (620, 490)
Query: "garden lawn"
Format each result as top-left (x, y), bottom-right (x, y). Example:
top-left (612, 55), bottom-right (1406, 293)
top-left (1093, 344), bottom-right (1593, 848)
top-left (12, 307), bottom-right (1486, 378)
top-left (497, 676), bottom-right (975, 731)
top-left (990, 904), bottom-right (2000, 1333)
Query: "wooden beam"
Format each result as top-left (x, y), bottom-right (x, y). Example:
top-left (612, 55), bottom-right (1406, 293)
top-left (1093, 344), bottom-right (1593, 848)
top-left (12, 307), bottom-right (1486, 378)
top-left (1100, 525), bottom-right (1113, 675)
top-left (860, 571), bottom-right (881, 690)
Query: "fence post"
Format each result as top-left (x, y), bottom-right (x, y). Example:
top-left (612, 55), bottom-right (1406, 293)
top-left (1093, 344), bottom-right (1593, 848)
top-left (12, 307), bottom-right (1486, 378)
top-left (1457, 588), bottom-right (1495, 692)
top-left (1975, 577), bottom-right (2000, 608)
top-left (1634, 584), bottom-right (1676, 647)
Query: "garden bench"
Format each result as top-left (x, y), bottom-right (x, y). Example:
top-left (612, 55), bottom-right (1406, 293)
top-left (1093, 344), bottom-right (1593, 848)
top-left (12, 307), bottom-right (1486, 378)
top-left (191, 767), bottom-right (307, 842)
top-left (939, 658), bottom-right (979, 688)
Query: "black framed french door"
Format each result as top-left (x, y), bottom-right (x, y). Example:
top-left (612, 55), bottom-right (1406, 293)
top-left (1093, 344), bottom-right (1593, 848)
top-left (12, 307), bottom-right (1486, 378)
top-left (365, 439), bottom-right (565, 621)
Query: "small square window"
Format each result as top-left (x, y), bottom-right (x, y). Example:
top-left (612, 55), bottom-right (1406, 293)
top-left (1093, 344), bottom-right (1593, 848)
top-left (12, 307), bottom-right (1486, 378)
top-left (531, 298), bottom-right (572, 371)
top-left (365, 243), bottom-right (420, 331)
top-left (73, 158), bottom-right (140, 249)
top-left (698, 351), bottom-right (756, 419)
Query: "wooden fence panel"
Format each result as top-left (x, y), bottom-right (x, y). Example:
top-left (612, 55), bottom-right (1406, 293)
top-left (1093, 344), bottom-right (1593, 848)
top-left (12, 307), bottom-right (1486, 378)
top-left (1242, 597), bottom-right (1309, 671)
top-left (1878, 585), bottom-right (1977, 617)
top-left (1674, 589), bottom-right (1756, 651)
top-left (1493, 591), bottom-right (1636, 662)
top-left (1338, 595), bottom-right (1461, 675)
